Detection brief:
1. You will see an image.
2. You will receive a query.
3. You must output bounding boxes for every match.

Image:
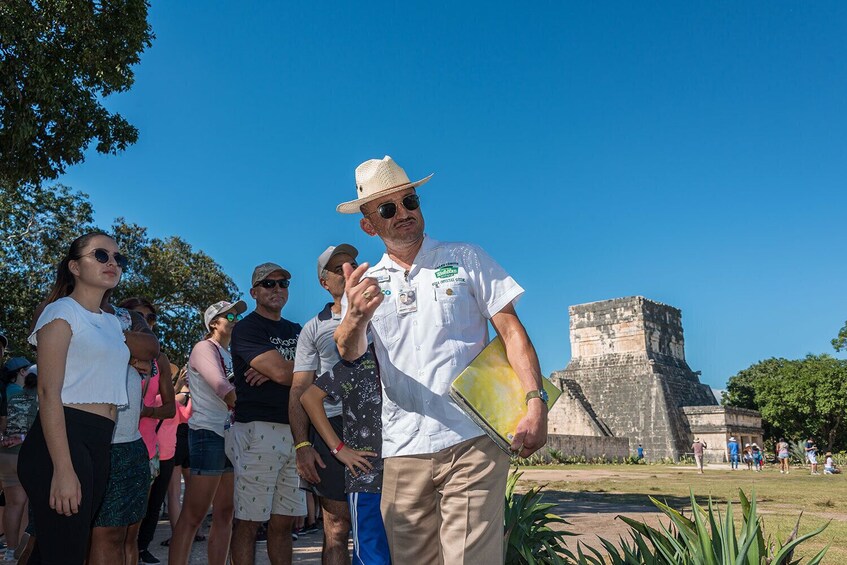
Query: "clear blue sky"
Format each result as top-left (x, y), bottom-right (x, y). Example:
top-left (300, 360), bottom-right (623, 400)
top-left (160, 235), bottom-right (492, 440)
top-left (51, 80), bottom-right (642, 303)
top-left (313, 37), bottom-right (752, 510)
top-left (59, 2), bottom-right (847, 390)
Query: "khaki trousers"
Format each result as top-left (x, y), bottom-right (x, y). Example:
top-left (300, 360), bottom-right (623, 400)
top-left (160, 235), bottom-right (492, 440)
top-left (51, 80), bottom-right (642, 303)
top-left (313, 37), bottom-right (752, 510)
top-left (380, 435), bottom-right (510, 565)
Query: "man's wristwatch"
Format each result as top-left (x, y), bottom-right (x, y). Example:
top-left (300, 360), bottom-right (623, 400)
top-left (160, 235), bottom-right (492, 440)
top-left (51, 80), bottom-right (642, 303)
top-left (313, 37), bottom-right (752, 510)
top-left (525, 389), bottom-right (549, 405)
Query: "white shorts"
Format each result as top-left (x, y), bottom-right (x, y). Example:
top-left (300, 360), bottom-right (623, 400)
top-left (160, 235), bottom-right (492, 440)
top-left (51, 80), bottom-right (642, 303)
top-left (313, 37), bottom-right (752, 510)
top-left (808, 452), bottom-right (818, 465)
top-left (225, 421), bottom-right (306, 521)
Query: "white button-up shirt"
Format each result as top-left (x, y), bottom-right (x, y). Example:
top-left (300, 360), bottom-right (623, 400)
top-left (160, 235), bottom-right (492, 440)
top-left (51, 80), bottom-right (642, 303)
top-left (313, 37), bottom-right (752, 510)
top-left (345, 235), bottom-right (524, 457)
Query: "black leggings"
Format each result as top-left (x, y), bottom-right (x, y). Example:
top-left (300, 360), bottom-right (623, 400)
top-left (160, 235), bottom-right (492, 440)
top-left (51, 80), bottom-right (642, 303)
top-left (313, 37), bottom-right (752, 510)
top-left (18, 407), bottom-right (114, 565)
top-left (137, 457), bottom-right (175, 551)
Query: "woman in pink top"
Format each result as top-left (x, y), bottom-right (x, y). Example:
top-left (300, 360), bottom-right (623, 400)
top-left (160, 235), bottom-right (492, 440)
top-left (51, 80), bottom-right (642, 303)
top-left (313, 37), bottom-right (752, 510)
top-left (136, 359), bottom-right (180, 562)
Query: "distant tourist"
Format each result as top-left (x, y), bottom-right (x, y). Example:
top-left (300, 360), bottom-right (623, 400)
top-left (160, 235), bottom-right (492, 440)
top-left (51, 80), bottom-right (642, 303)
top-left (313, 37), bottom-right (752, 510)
top-left (805, 437), bottom-right (819, 475)
top-left (727, 436), bottom-right (739, 470)
top-left (824, 452), bottom-right (839, 475)
top-left (751, 443), bottom-right (763, 472)
top-left (743, 443), bottom-right (753, 470)
top-left (692, 438), bottom-right (706, 473)
top-left (636, 444), bottom-right (644, 460)
top-left (777, 438), bottom-right (790, 474)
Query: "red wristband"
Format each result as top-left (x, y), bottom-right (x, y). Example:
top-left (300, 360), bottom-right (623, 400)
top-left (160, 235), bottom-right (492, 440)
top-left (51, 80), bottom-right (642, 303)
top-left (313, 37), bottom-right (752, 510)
top-left (331, 441), bottom-right (345, 455)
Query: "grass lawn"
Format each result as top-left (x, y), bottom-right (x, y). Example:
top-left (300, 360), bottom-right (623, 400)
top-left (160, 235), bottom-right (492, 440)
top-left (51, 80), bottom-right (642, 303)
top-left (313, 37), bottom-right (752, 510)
top-left (517, 463), bottom-right (845, 563)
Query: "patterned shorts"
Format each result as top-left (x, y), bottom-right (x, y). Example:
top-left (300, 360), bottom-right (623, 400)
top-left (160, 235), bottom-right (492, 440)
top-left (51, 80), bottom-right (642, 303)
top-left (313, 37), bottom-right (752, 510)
top-left (225, 421), bottom-right (306, 521)
top-left (93, 438), bottom-right (149, 527)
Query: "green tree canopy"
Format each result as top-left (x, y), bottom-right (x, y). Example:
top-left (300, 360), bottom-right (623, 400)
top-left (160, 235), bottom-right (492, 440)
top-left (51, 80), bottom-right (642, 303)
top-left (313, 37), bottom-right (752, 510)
top-left (833, 321), bottom-right (847, 352)
top-left (0, 187), bottom-right (238, 367)
top-left (0, 183), bottom-right (95, 351)
top-left (724, 354), bottom-right (847, 450)
top-left (111, 219), bottom-right (240, 366)
top-left (0, 0), bottom-right (153, 188)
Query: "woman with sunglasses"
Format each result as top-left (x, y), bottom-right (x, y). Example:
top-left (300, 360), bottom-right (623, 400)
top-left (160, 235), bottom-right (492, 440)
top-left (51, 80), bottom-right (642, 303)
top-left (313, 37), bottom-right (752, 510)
top-left (168, 300), bottom-right (245, 565)
top-left (20, 233), bottom-right (132, 564)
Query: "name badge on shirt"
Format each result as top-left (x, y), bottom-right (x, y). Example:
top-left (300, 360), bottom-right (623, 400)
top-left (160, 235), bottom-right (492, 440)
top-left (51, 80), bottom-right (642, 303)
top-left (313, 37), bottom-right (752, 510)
top-left (397, 284), bottom-right (418, 315)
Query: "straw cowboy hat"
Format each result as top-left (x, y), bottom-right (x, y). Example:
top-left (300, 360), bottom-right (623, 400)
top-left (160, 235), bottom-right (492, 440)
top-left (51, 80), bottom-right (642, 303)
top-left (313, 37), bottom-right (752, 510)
top-left (336, 155), bottom-right (433, 214)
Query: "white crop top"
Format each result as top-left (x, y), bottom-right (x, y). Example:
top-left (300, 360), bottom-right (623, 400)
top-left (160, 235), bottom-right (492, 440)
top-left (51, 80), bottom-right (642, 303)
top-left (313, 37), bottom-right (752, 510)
top-left (29, 297), bottom-right (130, 406)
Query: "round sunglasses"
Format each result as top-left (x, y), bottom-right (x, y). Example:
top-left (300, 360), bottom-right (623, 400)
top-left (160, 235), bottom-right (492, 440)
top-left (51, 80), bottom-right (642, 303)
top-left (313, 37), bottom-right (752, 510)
top-left (217, 312), bottom-right (243, 323)
top-left (79, 248), bottom-right (128, 270)
top-left (369, 194), bottom-right (420, 219)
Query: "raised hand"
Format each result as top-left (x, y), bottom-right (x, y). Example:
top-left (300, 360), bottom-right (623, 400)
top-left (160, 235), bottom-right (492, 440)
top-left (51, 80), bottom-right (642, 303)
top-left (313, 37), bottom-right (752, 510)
top-left (342, 262), bottom-right (384, 322)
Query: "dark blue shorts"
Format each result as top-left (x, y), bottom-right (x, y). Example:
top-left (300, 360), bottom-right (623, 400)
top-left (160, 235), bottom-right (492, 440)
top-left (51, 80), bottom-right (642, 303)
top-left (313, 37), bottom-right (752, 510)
top-left (348, 491), bottom-right (390, 565)
top-left (188, 428), bottom-right (233, 476)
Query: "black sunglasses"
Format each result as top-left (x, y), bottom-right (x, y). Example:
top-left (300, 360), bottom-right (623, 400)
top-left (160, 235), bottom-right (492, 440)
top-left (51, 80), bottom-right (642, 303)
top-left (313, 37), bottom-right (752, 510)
top-left (217, 312), bottom-right (243, 323)
top-left (81, 248), bottom-right (128, 270)
top-left (255, 278), bottom-right (290, 289)
top-left (370, 194), bottom-right (420, 220)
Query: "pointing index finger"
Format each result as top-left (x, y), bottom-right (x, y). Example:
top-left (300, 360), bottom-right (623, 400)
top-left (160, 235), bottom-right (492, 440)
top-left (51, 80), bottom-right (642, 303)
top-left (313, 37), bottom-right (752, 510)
top-left (343, 261), bottom-right (370, 289)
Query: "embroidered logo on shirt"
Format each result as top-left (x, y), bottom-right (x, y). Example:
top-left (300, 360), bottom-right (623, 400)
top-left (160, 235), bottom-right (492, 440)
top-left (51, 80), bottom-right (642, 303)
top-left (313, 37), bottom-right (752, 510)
top-left (435, 264), bottom-right (459, 279)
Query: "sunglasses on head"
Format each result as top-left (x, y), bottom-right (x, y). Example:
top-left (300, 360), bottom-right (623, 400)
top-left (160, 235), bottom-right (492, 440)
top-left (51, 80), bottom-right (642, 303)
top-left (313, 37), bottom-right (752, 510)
top-left (81, 248), bottom-right (128, 270)
top-left (255, 278), bottom-right (290, 289)
top-left (370, 194), bottom-right (420, 220)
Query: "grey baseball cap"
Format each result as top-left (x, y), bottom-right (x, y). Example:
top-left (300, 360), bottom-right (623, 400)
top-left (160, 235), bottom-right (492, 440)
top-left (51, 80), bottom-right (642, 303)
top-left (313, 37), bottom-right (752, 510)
top-left (317, 244), bottom-right (359, 280)
top-left (251, 262), bottom-right (292, 286)
top-left (203, 300), bottom-right (248, 331)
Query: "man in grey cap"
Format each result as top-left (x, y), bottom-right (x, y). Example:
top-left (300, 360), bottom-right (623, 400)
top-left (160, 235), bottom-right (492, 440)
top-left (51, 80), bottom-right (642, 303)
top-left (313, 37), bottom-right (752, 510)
top-left (227, 262), bottom-right (306, 565)
top-left (289, 245), bottom-right (358, 564)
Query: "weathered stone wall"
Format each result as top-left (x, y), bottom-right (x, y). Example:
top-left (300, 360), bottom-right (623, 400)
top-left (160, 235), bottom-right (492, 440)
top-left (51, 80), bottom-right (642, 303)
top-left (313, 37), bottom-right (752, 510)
top-left (552, 296), bottom-right (717, 461)
top-left (544, 434), bottom-right (630, 461)
top-left (682, 406), bottom-right (765, 463)
top-left (547, 379), bottom-right (611, 436)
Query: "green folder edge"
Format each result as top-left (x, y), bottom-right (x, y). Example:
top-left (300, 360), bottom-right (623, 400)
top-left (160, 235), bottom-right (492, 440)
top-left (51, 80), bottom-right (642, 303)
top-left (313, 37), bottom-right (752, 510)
top-left (449, 336), bottom-right (561, 455)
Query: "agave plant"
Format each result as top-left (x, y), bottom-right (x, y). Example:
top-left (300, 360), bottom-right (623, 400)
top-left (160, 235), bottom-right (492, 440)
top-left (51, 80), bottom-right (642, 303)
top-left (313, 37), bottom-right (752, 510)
top-left (504, 468), bottom-right (575, 564)
top-left (573, 490), bottom-right (829, 565)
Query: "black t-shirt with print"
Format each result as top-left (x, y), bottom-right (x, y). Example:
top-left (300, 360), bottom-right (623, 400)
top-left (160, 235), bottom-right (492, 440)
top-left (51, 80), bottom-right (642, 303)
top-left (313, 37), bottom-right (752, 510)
top-left (314, 352), bottom-right (383, 494)
top-left (231, 311), bottom-right (301, 424)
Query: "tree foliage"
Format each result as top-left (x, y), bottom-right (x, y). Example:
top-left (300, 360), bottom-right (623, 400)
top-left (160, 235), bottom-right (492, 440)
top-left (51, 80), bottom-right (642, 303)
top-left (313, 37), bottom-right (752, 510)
top-left (0, 183), bottom-right (95, 352)
top-left (833, 321), bottom-right (847, 352)
top-left (110, 219), bottom-right (240, 366)
top-left (0, 0), bottom-right (153, 188)
top-left (724, 355), bottom-right (847, 450)
top-left (0, 187), bottom-right (238, 367)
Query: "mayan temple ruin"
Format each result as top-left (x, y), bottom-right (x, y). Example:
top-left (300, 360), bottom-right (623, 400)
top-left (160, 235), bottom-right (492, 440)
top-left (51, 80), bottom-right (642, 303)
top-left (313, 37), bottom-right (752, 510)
top-left (547, 296), bottom-right (763, 462)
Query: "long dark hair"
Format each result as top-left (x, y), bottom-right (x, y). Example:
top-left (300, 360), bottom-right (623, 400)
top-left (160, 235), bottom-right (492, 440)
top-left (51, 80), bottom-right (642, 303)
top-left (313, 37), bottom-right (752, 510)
top-left (44, 231), bottom-right (110, 305)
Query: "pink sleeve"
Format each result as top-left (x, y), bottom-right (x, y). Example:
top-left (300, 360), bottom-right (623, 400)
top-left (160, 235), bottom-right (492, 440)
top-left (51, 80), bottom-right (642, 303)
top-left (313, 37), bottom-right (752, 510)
top-left (189, 341), bottom-right (235, 400)
top-left (178, 398), bottom-right (192, 423)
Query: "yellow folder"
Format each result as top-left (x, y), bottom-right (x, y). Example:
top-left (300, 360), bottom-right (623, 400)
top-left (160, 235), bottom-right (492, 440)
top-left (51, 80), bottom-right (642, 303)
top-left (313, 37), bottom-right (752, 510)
top-left (450, 337), bottom-right (561, 454)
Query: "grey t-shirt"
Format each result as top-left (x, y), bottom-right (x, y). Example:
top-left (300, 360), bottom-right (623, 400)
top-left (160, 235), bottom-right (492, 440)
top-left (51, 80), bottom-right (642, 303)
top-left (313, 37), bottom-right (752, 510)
top-left (314, 353), bottom-right (383, 494)
top-left (293, 304), bottom-right (343, 419)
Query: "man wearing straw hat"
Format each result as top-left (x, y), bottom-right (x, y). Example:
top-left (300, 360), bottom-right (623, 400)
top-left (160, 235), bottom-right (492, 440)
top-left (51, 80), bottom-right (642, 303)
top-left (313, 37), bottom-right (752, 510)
top-left (334, 155), bottom-right (547, 563)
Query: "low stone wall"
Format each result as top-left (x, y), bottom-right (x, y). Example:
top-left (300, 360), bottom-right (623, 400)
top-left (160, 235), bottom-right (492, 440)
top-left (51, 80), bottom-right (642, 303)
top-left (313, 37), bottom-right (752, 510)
top-left (543, 434), bottom-right (631, 461)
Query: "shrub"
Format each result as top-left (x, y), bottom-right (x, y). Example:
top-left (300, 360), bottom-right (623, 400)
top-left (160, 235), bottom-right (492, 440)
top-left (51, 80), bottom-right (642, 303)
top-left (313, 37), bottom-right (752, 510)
top-left (573, 490), bottom-right (829, 564)
top-left (504, 468), bottom-right (574, 564)
top-left (791, 440), bottom-right (809, 465)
